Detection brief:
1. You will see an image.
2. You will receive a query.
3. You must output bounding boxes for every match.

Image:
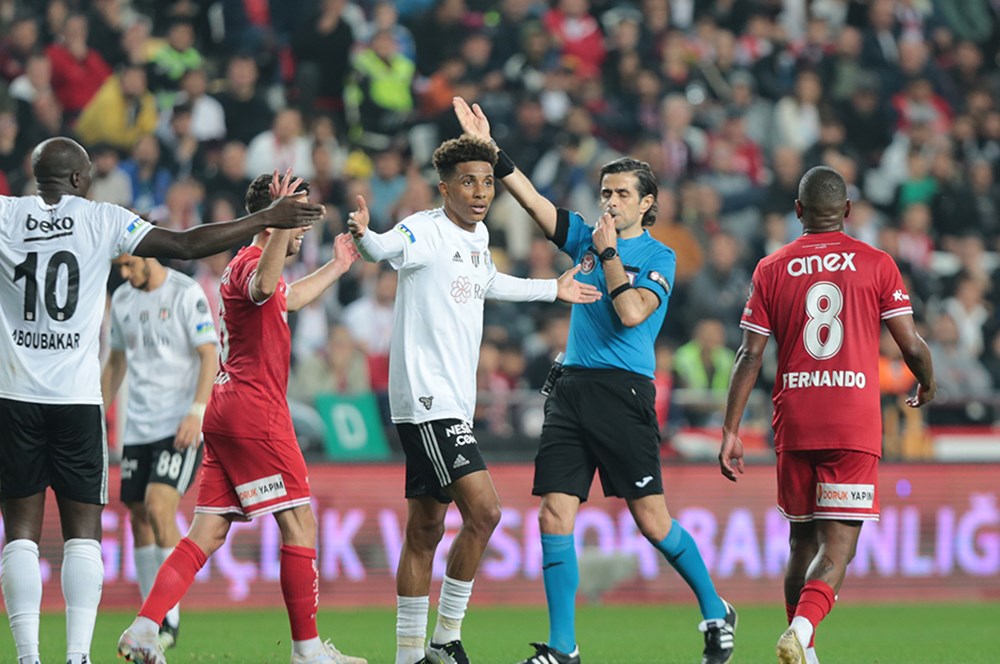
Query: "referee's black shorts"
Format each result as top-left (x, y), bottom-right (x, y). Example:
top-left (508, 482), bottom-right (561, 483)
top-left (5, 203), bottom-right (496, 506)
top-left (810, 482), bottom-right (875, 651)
top-left (0, 398), bottom-right (108, 504)
top-left (533, 367), bottom-right (663, 501)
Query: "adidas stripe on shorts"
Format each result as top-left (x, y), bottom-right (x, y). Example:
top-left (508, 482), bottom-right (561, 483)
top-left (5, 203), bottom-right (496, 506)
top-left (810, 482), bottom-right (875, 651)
top-left (397, 418), bottom-right (487, 503)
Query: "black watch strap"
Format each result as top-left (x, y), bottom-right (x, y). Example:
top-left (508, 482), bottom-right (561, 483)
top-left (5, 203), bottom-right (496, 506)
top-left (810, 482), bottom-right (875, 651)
top-left (599, 247), bottom-right (618, 262)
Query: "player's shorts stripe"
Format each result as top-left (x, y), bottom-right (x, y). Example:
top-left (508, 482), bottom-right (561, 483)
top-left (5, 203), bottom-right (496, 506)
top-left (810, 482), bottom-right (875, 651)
top-left (177, 444), bottom-right (198, 494)
top-left (244, 496), bottom-right (312, 520)
top-left (740, 321), bottom-right (771, 336)
top-left (419, 423), bottom-right (450, 487)
top-left (100, 404), bottom-right (109, 504)
top-left (881, 306), bottom-right (913, 320)
top-left (778, 505), bottom-right (880, 522)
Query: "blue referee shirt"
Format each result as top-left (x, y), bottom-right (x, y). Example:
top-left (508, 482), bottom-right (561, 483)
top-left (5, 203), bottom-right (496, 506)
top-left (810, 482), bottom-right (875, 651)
top-left (553, 209), bottom-right (676, 379)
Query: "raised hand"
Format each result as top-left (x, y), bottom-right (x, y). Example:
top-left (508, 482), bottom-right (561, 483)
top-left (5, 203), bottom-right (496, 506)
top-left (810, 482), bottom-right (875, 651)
top-left (556, 264), bottom-right (602, 304)
top-left (269, 168), bottom-right (304, 199)
top-left (718, 430), bottom-right (745, 482)
top-left (453, 97), bottom-right (493, 145)
top-left (332, 232), bottom-right (361, 272)
top-left (263, 196), bottom-right (324, 229)
top-left (591, 212), bottom-right (618, 253)
top-left (347, 194), bottom-right (370, 238)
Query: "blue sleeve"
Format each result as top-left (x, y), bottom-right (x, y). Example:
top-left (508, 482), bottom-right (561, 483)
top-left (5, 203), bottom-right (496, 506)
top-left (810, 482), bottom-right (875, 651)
top-left (555, 208), bottom-right (591, 260)
top-left (635, 247), bottom-right (676, 306)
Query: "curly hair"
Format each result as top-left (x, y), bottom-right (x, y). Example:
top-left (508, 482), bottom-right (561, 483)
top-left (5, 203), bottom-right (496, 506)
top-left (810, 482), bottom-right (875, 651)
top-left (431, 135), bottom-right (497, 180)
top-left (245, 173), bottom-right (310, 214)
top-left (599, 157), bottom-right (659, 227)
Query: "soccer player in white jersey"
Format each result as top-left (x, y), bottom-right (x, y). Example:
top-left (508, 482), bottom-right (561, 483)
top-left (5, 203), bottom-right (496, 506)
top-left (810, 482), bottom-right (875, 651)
top-left (0, 137), bottom-right (322, 664)
top-left (101, 254), bottom-right (219, 652)
top-left (347, 135), bottom-right (602, 664)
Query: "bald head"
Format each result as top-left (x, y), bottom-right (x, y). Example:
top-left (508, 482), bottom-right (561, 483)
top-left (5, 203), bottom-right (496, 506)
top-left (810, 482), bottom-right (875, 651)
top-left (795, 166), bottom-right (850, 232)
top-left (32, 137), bottom-right (92, 200)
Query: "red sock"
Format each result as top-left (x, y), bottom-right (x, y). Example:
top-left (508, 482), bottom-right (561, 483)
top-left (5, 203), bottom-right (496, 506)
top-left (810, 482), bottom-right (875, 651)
top-left (138, 538), bottom-right (207, 624)
top-left (281, 545), bottom-right (319, 641)
top-left (795, 580), bottom-right (836, 632)
top-left (785, 601), bottom-right (796, 624)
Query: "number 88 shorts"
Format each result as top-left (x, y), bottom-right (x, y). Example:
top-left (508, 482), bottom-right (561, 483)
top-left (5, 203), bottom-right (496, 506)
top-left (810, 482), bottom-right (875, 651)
top-left (120, 436), bottom-right (203, 503)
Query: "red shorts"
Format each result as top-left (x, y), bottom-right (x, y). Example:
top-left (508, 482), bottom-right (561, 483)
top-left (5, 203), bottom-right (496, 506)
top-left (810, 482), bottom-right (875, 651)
top-left (776, 449), bottom-right (880, 522)
top-left (195, 432), bottom-right (311, 520)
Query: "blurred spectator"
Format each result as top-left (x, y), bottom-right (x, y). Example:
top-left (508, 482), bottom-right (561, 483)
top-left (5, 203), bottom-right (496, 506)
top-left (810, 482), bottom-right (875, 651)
top-left (896, 203), bottom-right (935, 275)
top-left (0, 13), bottom-right (39, 83)
top-left (942, 271), bottom-right (991, 357)
top-left (649, 188), bottom-right (703, 285)
top-left (367, 147), bottom-right (408, 230)
top-left (289, 324), bottom-right (372, 403)
top-left (24, 91), bottom-right (68, 149)
top-left (968, 159), bottom-right (1000, 246)
top-left (87, 0), bottom-right (126, 68)
top-left (838, 72), bottom-right (893, 168)
top-left (937, 0), bottom-right (996, 45)
top-left (543, 0), bottom-right (605, 78)
top-left (245, 108), bottom-right (314, 180)
top-left (88, 143), bottom-right (132, 206)
top-left (652, 341), bottom-right (675, 435)
top-left (762, 146), bottom-right (802, 215)
top-left (926, 312), bottom-right (992, 421)
top-left (346, 28), bottom-right (415, 147)
top-left (475, 340), bottom-right (513, 435)
top-left (157, 68), bottom-right (225, 143)
top-left (408, 0), bottom-right (467, 77)
top-left (158, 101), bottom-right (201, 178)
top-left (9, 52), bottom-right (51, 105)
top-left (76, 63), bottom-right (158, 151)
top-left (150, 178), bottom-right (203, 231)
top-left (860, 0), bottom-right (900, 71)
top-left (293, 0), bottom-right (356, 124)
top-left (673, 318), bottom-right (735, 426)
top-left (728, 71), bottom-right (773, 149)
top-left (216, 54), bottom-right (273, 145)
top-left (148, 18), bottom-right (202, 101)
top-left (504, 95), bottom-right (554, 179)
top-left (0, 111), bottom-right (27, 179)
top-left (659, 94), bottom-right (707, 183)
top-left (342, 266), bottom-right (397, 397)
top-left (683, 232), bottom-right (751, 348)
top-left (205, 141), bottom-right (251, 205)
top-left (120, 134), bottom-right (173, 213)
top-left (46, 13), bottom-right (112, 117)
top-left (773, 69), bottom-right (823, 152)
top-left (503, 22), bottom-right (558, 97)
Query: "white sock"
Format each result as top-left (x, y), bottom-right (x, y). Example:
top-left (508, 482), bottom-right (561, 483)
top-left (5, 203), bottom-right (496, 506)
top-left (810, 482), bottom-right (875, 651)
top-left (157, 546), bottom-right (181, 628)
top-left (130, 616), bottom-right (160, 638)
top-left (134, 544), bottom-right (158, 600)
top-left (62, 538), bottom-right (104, 660)
top-left (1, 540), bottom-right (42, 662)
top-left (66, 655), bottom-right (88, 664)
top-left (790, 616), bottom-right (814, 651)
top-left (292, 636), bottom-right (322, 657)
top-left (432, 576), bottom-right (473, 645)
top-left (806, 646), bottom-right (821, 664)
top-left (396, 595), bottom-right (429, 664)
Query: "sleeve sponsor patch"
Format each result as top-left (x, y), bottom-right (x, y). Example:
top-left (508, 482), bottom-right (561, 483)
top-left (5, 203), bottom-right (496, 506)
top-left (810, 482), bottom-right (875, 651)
top-left (195, 321), bottom-right (214, 334)
top-left (126, 218), bottom-right (146, 234)
top-left (396, 224), bottom-right (416, 243)
top-left (649, 270), bottom-right (670, 294)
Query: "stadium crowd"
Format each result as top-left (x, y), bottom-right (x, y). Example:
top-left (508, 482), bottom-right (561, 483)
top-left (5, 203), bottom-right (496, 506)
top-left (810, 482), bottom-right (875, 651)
top-left (2, 0), bottom-right (1000, 449)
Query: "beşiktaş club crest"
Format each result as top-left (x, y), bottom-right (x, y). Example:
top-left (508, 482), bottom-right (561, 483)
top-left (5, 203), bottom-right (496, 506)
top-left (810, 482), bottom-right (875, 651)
top-left (580, 251), bottom-right (596, 274)
top-left (471, 251), bottom-right (480, 267)
top-left (159, 307), bottom-right (171, 320)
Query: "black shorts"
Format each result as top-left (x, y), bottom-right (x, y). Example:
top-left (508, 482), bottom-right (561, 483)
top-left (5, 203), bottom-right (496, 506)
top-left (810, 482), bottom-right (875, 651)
top-left (120, 436), bottom-right (203, 504)
top-left (397, 419), bottom-right (487, 503)
top-left (0, 398), bottom-right (108, 504)
top-left (533, 368), bottom-right (663, 501)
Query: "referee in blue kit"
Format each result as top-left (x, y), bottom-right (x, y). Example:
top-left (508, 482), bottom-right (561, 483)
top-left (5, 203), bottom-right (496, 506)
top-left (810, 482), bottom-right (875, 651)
top-left (455, 98), bottom-right (737, 664)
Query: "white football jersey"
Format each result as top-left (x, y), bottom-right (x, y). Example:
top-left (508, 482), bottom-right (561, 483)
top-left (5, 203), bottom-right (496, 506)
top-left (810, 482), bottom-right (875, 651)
top-left (0, 195), bottom-right (153, 404)
top-left (386, 208), bottom-right (502, 424)
top-left (109, 269), bottom-right (218, 444)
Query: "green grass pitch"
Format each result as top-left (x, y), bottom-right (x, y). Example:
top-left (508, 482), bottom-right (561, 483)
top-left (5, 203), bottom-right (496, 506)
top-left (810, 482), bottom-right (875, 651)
top-left (6, 602), bottom-right (999, 663)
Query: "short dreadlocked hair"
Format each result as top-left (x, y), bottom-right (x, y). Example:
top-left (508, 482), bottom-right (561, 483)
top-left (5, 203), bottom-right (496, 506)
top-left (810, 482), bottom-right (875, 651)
top-left (431, 135), bottom-right (497, 180)
top-left (245, 173), bottom-right (310, 214)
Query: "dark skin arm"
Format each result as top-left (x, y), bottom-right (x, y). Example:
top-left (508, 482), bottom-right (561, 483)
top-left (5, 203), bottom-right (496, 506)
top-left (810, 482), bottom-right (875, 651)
top-left (884, 314), bottom-right (936, 407)
top-left (132, 196), bottom-right (324, 261)
top-left (719, 329), bottom-right (769, 482)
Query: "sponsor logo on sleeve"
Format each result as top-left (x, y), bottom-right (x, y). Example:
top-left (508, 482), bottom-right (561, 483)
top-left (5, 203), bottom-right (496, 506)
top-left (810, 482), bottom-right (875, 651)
top-left (396, 224), bottom-right (416, 243)
top-left (235, 474), bottom-right (287, 508)
top-left (126, 218), bottom-right (146, 234)
top-left (816, 482), bottom-right (875, 509)
top-left (892, 289), bottom-right (910, 302)
top-left (195, 321), bottom-right (214, 334)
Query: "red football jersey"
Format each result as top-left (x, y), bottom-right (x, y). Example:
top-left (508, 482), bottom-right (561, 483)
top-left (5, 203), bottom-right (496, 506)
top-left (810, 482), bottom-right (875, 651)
top-left (741, 232), bottom-right (912, 456)
top-left (203, 245), bottom-right (294, 439)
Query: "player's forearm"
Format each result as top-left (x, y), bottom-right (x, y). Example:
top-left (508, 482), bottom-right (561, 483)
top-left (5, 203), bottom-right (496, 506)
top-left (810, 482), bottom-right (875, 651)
top-left (495, 160), bottom-right (558, 239)
top-left (135, 212), bottom-right (270, 260)
top-left (287, 261), bottom-right (348, 311)
top-left (250, 230), bottom-right (292, 301)
top-left (723, 346), bottom-right (763, 434)
top-left (901, 336), bottom-right (935, 389)
top-left (192, 344), bottom-right (218, 409)
top-left (355, 228), bottom-right (405, 262)
top-left (487, 272), bottom-right (558, 302)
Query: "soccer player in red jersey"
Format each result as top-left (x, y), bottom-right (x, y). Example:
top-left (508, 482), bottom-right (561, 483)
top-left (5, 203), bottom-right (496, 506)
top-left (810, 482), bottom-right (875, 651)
top-left (718, 167), bottom-right (936, 664)
top-left (117, 172), bottom-right (366, 664)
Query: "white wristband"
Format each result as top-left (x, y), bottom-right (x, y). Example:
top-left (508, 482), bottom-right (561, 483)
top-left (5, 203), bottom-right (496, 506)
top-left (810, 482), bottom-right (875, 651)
top-left (188, 403), bottom-right (207, 419)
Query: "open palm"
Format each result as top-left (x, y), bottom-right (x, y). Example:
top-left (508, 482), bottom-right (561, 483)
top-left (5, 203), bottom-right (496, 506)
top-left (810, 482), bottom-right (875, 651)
top-left (453, 97), bottom-right (493, 143)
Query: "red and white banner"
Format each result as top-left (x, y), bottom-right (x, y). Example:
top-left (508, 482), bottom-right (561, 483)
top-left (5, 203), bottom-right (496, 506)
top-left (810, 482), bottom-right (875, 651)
top-left (5, 463), bottom-right (998, 609)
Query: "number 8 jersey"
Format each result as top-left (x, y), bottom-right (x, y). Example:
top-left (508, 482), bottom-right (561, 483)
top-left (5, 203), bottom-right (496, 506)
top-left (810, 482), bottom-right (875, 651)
top-left (0, 195), bottom-right (153, 404)
top-left (741, 231), bottom-right (913, 456)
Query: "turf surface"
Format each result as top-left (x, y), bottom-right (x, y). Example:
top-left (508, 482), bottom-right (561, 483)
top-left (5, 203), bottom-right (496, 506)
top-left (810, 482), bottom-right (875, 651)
top-left (5, 602), bottom-right (998, 663)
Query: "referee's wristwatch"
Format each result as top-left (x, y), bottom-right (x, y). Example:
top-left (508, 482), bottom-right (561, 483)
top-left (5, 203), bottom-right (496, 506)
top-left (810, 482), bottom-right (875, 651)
top-left (599, 247), bottom-right (618, 262)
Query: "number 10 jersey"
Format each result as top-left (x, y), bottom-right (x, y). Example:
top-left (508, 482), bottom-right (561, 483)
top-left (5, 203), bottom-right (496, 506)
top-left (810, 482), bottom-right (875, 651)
top-left (740, 231), bottom-right (913, 456)
top-left (0, 195), bottom-right (153, 404)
